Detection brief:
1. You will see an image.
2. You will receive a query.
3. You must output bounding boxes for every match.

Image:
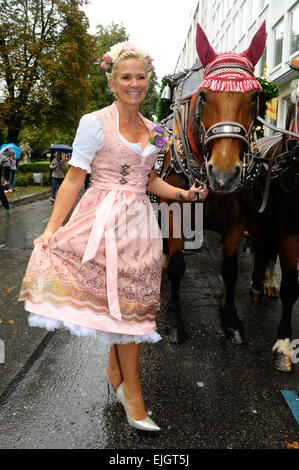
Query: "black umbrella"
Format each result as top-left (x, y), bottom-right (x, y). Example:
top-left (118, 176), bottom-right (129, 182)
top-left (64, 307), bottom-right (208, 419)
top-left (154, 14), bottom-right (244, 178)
top-left (43, 144), bottom-right (73, 155)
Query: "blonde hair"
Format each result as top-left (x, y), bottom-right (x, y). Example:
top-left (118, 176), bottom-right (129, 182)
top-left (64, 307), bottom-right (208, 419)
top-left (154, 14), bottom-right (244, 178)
top-left (108, 50), bottom-right (150, 82)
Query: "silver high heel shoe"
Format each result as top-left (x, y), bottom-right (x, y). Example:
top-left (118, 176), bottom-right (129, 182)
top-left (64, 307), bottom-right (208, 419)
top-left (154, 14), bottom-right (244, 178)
top-left (116, 383), bottom-right (161, 432)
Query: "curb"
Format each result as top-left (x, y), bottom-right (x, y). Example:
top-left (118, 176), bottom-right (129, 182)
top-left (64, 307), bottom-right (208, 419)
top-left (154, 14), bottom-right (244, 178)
top-left (8, 189), bottom-right (51, 207)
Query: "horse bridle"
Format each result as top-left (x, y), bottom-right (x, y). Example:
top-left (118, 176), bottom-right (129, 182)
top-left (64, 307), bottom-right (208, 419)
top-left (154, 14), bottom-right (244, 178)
top-left (160, 63), bottom-right (299, 207)
top-left (194, 90), bottom-right (260, 188)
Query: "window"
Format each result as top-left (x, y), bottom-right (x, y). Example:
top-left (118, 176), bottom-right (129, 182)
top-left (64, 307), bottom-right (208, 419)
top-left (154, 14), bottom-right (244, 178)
top-left (273, 20), bottom-right (284, 67)
top-left (284, 96), bottom-right (295, 129)
top-left (234, 11), bottom-right (240, 42)
top-left (259, 47), bottom-right (267, 77)
top-left (219, 1), bottom-right (224, 25)
top-left (232, 15), bottom-right (237, 46)
top-left (250, 0), bottom-right (259, 23)
top-left (226, 28), bottom-right (230, 51)
top-left (240, 2), bottom-right (247, 37)
top-left (212, 13), bottom-right (216, 36)
top-left (290, 3), bottom-right (299, 56)
top-left (217, 6), bottom-right (221, 31)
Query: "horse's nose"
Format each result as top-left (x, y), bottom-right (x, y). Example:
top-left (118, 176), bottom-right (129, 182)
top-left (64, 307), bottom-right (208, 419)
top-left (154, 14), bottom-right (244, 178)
top-left (208, 162), bottom-right (242, 192)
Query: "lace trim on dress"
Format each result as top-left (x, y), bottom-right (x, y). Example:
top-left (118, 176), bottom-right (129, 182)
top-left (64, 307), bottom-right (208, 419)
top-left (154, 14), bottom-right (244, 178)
top-left (68, 158), bottom-right (91, 172)
top-left (28, 313), bottom-right (162, 345)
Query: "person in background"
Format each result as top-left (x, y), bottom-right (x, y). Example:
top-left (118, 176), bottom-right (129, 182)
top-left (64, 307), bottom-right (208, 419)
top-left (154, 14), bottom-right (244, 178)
top-left (49, 151), bottom-right (66, 203)
top-left (49, 153), bottom-right (55, 180)
top-left (0, 149), bottom-right (12, 215)
top-left (9, 149), bottom-right (17, 192)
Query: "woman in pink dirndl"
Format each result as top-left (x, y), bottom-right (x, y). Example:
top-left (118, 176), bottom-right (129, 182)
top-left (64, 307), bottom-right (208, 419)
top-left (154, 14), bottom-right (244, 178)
top-left (19, 43), bottom-right (208, 431)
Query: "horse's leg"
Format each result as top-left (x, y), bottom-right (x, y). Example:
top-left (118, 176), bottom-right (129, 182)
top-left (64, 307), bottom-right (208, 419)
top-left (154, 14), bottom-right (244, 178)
top-left (272, 235), bottom-right (299, 372)
top-left (250, 225), bottom-right (279, 301)
top-left (263, 254), bottom-right (279, 298)
top-left (162, 237), bottom-right (169, 273)
top-left (220, 225), bottom-right (245, 344)
top-left (249, 224), bottom-right (267, 301)
top-left (166, 237), bottom-right (186, 343)
top-left (163, 201), bottom-right (186, 344)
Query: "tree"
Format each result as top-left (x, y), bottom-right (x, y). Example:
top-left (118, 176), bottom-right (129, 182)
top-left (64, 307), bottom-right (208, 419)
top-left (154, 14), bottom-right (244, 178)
top-left (87, 22), bottom-right (128, 112)
top-left (140, 68), bottom-right (159, 121)
top-left (0, 0), bottom-right (92, 144)
top-left (87, 22), bottom-right (159, 121)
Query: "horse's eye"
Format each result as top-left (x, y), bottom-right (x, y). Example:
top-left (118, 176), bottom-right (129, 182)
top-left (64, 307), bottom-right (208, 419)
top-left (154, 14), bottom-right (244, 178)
top-left (199, 92), bottom-right (207, 103)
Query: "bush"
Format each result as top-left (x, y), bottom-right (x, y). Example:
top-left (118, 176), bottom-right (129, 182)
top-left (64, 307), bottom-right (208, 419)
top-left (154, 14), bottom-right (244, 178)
top-left (16, 161), bottom-right (51, 186)
top-left (15, 174), bottom-right (31, 187)
top-left (15, 160), bottom-right (68, 186)
top-left (15, 171), bottom-right (51, 187)
top-left (19, 162), bottom-right (50, 173)
top-left (41, 173), bottom-right (51, 185)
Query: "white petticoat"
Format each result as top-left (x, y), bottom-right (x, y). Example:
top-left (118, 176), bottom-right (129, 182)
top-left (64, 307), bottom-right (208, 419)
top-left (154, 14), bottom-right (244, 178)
top-left (28, 313), bottom-right (162, 345)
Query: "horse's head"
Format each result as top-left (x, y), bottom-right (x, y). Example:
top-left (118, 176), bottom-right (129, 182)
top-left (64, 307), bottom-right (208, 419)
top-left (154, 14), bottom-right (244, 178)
top-left (194, 22), bottom-right (266, 192)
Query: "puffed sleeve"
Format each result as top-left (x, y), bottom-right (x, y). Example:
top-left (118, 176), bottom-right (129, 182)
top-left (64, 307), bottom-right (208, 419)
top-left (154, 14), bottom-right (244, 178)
top-left (68, 113), bottom-right (103, 171)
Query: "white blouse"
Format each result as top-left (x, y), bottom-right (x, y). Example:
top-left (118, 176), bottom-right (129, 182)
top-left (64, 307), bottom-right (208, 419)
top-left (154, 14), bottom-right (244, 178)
top-left (68, 113), bottom-right (157, 172)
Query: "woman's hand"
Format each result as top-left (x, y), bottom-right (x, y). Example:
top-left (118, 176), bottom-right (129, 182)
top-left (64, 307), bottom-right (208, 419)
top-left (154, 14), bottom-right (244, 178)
top-left (185, 183), bottom-right (209, 201)
top-left (33, 229), bottom-right (55, 248)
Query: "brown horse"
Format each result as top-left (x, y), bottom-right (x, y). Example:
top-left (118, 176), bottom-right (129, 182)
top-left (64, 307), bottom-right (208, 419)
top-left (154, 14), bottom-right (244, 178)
top-left (160, 25), bottom-right (299, 372)
top-left (160, 22), bottom-right (267, 346)
top-left (249, 99), bottom-right (299, 371)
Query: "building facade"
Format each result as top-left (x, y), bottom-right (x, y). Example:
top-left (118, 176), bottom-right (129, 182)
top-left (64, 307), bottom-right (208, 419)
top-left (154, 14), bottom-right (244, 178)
top-left (175, 0), bottom-right (299, 132)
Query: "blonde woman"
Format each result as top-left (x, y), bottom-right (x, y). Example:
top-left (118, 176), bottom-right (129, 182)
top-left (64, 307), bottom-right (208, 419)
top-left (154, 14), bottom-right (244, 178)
top-left (20, 42), bottom-right (207, 431)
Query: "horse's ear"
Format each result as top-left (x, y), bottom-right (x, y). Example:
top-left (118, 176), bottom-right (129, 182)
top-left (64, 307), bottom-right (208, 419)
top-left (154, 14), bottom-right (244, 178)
top-left (242, 20), bottom-right (267, 66)
top-left (196, 23), bottom-right (217, 67)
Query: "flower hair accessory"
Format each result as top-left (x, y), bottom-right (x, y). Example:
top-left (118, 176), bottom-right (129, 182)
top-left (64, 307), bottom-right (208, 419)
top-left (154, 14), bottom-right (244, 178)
top-left (149, 124), bottom-right (172, 152)
top-left (100, 41), bottom-right (153, 73)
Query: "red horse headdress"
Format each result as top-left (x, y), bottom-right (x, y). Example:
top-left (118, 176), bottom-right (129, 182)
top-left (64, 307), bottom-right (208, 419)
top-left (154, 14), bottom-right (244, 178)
top-left (196, 21), bottom-right (267, 93)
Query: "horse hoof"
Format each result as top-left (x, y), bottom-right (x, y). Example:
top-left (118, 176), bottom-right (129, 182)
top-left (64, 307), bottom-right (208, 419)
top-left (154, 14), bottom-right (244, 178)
top-left (166, 326), bottom-right (184, 344)
top-left (272, 350), bottom-right (294, 372)
top-left (250, 289), bottom-right (262, 302)
top-left (264, 286), bottom-right (279, 298)
top-left (223, 328), bottom-right (245, 345)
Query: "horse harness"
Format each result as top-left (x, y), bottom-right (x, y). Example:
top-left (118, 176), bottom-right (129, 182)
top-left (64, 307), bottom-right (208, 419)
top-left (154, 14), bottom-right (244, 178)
top-left (155, 62), bottom-right (299, 212)
top-left (254, 115), bottom-right (299, 212)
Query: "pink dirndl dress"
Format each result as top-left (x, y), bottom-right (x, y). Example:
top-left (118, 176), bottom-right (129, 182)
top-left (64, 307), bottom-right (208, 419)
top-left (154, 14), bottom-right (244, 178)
top-left (19, 103), bottom-right (163, 344)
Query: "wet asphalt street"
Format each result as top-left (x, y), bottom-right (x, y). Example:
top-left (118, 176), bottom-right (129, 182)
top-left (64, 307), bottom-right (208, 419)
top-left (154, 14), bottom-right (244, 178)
top-left (0, 194), bottom-right (298, 452)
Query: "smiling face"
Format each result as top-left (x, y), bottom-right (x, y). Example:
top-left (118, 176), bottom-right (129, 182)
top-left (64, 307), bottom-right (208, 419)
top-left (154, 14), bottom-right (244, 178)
top-left (109, 58), bottom-right (148, 108)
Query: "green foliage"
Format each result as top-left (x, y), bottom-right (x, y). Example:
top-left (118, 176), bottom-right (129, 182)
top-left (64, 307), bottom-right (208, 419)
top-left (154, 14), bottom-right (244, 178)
top-left (0, 0), bottom-right (92, 145)
top-left (256, 77), bottom-right (280, 121)
top-left (15, 172), bottom-right (52, 186)
top-left (87, 22), bottom-right (128, 113)
top-left (140, 69), bottom-right (159, 121)
top-left (87, 22), bottom-right (158, 120)
top-left (19, 125), bottom-right (75, 159)
top-left (16, 160), bottom-right (57, 186)
top-left (256, 77), bottom-right (280, 104)
top-left (19, 162), bottom-right (50, 173)
top-left (255, 77), bottom-right (280, 138)
top-left (156, 76), bottom-right (172, 122)
top-left (15, 174), bottom-right (30, 187)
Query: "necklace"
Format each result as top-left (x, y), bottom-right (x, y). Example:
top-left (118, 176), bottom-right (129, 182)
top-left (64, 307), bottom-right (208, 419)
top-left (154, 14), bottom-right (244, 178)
top-left (119, 114), bottom-right (140, 124)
